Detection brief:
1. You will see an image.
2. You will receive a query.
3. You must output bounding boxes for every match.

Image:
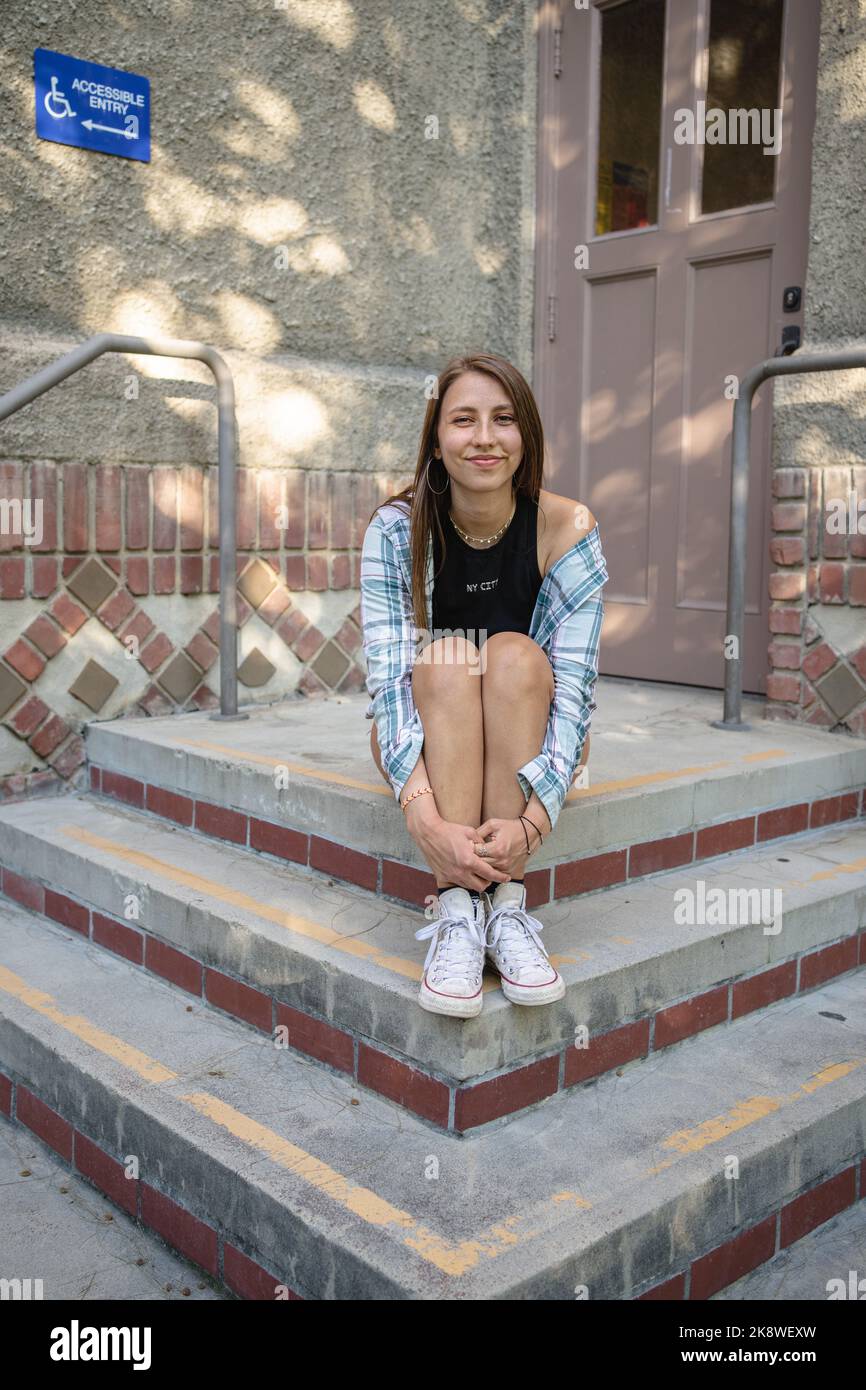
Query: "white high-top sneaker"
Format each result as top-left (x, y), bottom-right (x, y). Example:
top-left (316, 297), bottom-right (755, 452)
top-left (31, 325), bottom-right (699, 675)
top-left (482, 881), bottom-right (565, 1005)
top-left (414, 887), bottom-right (487, 1018)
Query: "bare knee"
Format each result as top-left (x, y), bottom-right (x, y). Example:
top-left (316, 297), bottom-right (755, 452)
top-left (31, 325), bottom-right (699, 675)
top-left (413, 635), bottom-right (482, 702)
top-left (481, 632), bottom-right (554, 703)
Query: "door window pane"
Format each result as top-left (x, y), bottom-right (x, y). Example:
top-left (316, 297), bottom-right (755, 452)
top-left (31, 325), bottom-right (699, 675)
top-left (595, 0), bottom-right (666, 236)
top-left (700, 0), bottom-right (784, 214)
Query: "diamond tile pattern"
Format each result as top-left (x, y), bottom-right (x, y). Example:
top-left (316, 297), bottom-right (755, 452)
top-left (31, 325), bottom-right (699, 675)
top-left (66, 558), bottom-right (117, 612)
top-left (68, 659), bottom-right (120, 713)
top-left (238, 648), bottom-right (276, 688)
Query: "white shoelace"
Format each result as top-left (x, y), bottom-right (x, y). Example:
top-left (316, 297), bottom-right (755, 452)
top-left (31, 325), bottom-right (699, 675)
top-left (485, 904), bottom-right (552, 973)
top-left (415, 912), bottom-right (486, 987)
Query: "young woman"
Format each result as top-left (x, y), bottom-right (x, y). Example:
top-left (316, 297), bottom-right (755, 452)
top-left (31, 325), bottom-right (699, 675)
top-left (360, 352), bottom-right (608, 1020)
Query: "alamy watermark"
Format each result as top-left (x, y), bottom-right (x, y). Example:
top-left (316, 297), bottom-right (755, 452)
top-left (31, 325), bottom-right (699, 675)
top-left (827, 1270), bottom-right (866, 1299)
top-left (413, 627), bottom-right (490, 673)
top-left (0, 497), bottom-right (43, 546)
top-left (674, 880), bottom-right (783, 936)
top-left (50, 1321), bottom-right (151, 1369)
top-left (825, 491), bottom-right (866, 535)
top-left (1, 1276), bottom-right (43, 1300)
top-left (674, 101), bottom-right (782, 157)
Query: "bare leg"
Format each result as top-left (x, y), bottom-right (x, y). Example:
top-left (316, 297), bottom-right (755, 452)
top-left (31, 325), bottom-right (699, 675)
top-left (371, 634), bottom-right (591, 891)
top-left (411, 636), bottom-right (484, 877)
top-left (480, 633), bottom-right (555, 827)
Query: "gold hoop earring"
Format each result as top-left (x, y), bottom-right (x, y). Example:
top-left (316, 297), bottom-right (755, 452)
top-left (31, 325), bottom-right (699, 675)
top-left (425, 458), bottom-right (450, 495)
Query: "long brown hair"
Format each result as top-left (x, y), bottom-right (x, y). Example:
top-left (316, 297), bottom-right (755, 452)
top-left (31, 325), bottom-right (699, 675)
top-left (369, 352), bottom-right (546, 629)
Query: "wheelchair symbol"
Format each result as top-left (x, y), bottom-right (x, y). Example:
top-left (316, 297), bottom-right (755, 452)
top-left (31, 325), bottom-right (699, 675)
top-left (44, 74), bottom-right (76, 120)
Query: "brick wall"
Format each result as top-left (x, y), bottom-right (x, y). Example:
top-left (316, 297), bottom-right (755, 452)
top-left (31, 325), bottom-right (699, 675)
top-left (7, 449), bottom-right (864, 802)
top-left (0, 462), bottom-right (408, 798)
top-left (767, 464), bottom-right (866, 733)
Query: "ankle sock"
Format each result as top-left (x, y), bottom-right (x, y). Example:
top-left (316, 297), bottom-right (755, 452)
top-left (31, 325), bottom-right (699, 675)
top-left (438, 879), bottom-right (524, 896)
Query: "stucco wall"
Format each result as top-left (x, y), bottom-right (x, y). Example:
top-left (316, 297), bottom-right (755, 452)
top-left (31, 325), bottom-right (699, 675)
top-left (0, 0), bottom-right (539, 792)
top-left (766, 0), bottom-right (866, 735)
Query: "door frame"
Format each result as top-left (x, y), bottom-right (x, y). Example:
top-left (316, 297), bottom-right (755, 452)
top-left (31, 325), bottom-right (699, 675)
top-left (532, 0), bottom-right (822, 691)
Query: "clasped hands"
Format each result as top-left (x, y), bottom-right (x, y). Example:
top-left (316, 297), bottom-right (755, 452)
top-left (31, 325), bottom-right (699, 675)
top-left (474, 815), bottom-right (543, 875)
top-left (404, 797), bottom-right (543, 893)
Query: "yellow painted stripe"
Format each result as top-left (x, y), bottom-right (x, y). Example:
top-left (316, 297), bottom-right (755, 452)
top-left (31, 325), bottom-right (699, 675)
top-left (59, 822), bottom-right (866, 995)
top-left (61, 822), bottom-right (422, 978)
top-left (566, 750), bottom-right (789, 802)
top-left (742, 750), bottom-right (792, 763)
top-left (181, 1090), bottom-right (416, 1228)
top-left (58, 825), bottom-right (561, 985)
top-left (0, 963), bottom-right (581, 1276)
top-left (177, 738), bottom-right (391, 796)
top-left (803, 854), bottom-right (866, 883)
top-left (62, 824), bottom-right (424, 983)
top-left (763, 850), bottom-right (866, 892)
top-left (645, 1056), bottom-right (866, 1175)
top-left (0, 965), bottom-right (176, 1084)
top-left (2, 962), bottom-right (861, 1278)
top-left (181, 1093), bottom-right (593, 1275)
top-left (149, 735), bottom-right (790, 806)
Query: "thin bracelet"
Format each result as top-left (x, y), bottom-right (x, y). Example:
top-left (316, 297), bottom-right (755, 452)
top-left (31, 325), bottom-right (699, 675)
top-left (401, 785), bottom-right (434, 812)
top-left (519, 816), bottom-right (540, 852)
top-left (520, 813), bottom-right (544, 850)
top-left (517, 817), bottom-right (531, 855)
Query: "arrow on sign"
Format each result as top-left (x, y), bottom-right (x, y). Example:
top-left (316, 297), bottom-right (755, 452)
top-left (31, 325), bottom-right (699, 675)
top-left (81, 118), bottom-right (134, 139)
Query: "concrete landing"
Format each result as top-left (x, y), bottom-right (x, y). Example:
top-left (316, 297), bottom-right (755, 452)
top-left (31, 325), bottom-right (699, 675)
top-left (86, 682), bottom-right (866, 872)
top-left (0, 1114), bottom-right (227, 1300)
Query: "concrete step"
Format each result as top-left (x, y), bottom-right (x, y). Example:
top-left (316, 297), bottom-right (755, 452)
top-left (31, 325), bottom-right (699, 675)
top-left (0, 790), bottom-right (864, 1133)
top-left (1, 896), bottom-right (863, 1300)
top-left (0, 1113), bottom-right (228, 1300)
top-left (85, 687), bottom-right (866, 909)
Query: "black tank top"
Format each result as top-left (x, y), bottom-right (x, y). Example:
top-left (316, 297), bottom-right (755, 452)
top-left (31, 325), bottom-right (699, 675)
top-left (431, 490), bottom-right (543, 643)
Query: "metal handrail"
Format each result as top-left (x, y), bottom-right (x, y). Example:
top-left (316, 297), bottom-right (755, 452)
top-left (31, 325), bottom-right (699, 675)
top-left (713, 346), bottom-right (866, 732)
top-left (0, 332), bottom-right (248, 721)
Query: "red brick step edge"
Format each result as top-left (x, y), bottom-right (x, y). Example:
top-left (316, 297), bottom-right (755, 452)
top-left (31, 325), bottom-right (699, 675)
top-left (0, 1073), bottom-right (302, 1301)
top-left (1, 1069), bottom-right (862, 1301)
top-left (90, 765), bottom-right (866, 912)
top-left (2, 862), bottom-right (865, 1135)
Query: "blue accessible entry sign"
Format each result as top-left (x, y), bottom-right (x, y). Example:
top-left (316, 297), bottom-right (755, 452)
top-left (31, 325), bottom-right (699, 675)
top-left (34, 48), bottom-right (150, 162)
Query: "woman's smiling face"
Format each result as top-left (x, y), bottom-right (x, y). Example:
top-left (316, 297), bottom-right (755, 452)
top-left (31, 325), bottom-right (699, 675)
top-left (435, 371), bottom-right (523, 491)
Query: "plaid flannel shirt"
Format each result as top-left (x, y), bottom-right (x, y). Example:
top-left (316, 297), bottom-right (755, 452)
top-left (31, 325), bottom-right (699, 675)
top-left (360, 499), bottom-right (608, 832)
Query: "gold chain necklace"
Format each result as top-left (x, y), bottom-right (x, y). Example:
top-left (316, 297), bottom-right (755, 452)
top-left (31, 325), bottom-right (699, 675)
top-left (449, 499), bottom-right (516, 547)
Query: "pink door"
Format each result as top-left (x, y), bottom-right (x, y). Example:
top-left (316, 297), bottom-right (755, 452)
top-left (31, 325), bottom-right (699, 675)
top-left (535, 0), bottom-right (820, 691)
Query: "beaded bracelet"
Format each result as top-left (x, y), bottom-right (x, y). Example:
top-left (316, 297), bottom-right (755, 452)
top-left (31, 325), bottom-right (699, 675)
top-left (401, 784), bottom-right (434, 812)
